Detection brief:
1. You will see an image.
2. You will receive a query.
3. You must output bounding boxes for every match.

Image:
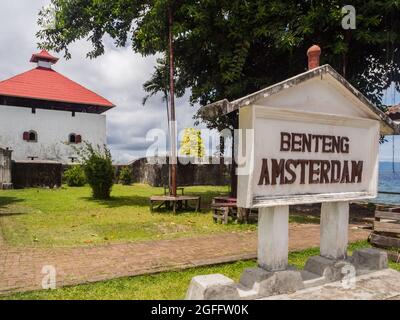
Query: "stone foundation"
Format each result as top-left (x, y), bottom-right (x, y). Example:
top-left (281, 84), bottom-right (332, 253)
top-left (185, 248), bottom-right (389, 300)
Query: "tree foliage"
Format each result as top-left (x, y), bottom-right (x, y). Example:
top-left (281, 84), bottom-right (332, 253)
top-left (38, 0), bottom-right (400, 131)
top-left (118, 166), bottom-right (133, 185)
top-left (142, 56), bottom-right (186, 106)
top-left (179, 128), bottom-right (205, 158)
top-left (63, 165), bottom-right (86, 187)
top-left (78, 143), bottom-right (114, 199)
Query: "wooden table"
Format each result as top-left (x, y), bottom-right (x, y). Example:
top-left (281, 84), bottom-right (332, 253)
top-left (213, 197), bottom-right (237, 204)
top-left (150, 195), bottom-right (201, 213)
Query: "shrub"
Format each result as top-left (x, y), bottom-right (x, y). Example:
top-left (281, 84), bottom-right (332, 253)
top-left (119, 167), bottom-right (133, 185)
top-left (78, 143), bottom-right (114, 199)
top-left (64, 165), bottom-right (86, 187)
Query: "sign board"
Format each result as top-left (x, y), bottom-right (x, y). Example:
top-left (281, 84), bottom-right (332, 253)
top-left (237, 106), bottom-right (380, 208)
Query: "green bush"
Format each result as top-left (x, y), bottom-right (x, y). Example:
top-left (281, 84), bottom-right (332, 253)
top-left (79, 143), bottom-right (114, 199)
top-left (119, 167), bottom-right (133, 185)
top-left (64, 165), bottom-right (86, 187)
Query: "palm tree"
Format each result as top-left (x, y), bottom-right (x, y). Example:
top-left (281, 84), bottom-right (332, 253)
top-left (142, 57), bottom-right (171, 124)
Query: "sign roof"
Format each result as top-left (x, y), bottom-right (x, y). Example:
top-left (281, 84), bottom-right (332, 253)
top-left (200, 65), bottom-right (398, 135)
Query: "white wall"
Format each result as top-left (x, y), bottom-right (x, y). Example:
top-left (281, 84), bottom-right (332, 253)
top-left (0, 105), bottom-right (106, 163)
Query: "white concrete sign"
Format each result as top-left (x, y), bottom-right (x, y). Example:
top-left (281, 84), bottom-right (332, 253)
top-left (238, 106), bottom-right (379, 208)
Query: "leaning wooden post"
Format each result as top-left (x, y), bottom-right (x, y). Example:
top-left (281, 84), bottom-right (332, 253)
top-left (168, 6), bottom-right (177, 197)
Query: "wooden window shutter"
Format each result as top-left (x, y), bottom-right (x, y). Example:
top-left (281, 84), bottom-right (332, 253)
top-left (23, 131), bottom-right (29, 141)
top-left (76, 135), bottom-right (82, 143)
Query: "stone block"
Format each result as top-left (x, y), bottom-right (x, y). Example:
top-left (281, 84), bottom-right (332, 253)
top-left (185, 274), bottom-right (239, 300)
top-left (239, 267), bottom-right (273, 288)
top-left (258, 270), bottom-right (304, 296)
top-left (351, 248), bottom-right (388, 271)
top-left (304, 256), bottom-right (335, 275)
top-left (304, 255), bottom-right (351, 282)
top-left (300, 270), bottom-right (327, 288)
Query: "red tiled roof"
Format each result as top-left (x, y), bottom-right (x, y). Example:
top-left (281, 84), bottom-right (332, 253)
top-left (30, 50), bottom-right (59, 63)
top-left (0, 67), bottom-right (115, 109)
top-left (387, 105), bottom-right (400, 114)
top-left (386, 105), bottom-right (400, 121)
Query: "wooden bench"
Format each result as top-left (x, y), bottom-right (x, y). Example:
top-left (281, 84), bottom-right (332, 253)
top-left (163, 185), bottom-right (185, 196)
top-left (211, 197), bottom-right (238, 224)
top-left (150, 195), bottom-right (201, 213)
top-left (370, 206), bottom-right (400, 262)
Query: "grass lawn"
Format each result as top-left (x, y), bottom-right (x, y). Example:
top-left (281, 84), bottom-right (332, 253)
top-left (0, 184), bottom-right (318, 247)
top-left (2, 241), bottom-right (398, 300)
top-left (0, 184), bottom-right (261, 247)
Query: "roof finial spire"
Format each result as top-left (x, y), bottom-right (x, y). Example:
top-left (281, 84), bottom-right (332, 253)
top-left (307, 45), bottom-right (321, 70)
top-left (30, 49), bottom-right (59, 69)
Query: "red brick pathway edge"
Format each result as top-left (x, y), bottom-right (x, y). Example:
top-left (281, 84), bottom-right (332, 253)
top-left (0, 224), bottom-right (370, 295)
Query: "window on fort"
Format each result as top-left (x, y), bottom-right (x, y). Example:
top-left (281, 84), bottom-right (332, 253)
top-left (69, 133), bottom-right (76, 144)
top-left (69, 133), bottom-right (82, 144)
top-left (23, 130), bottom-right (38, 142)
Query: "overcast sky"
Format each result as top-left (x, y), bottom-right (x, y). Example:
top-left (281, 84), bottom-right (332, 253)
top-left (0, 0), bottom-right (398, 163)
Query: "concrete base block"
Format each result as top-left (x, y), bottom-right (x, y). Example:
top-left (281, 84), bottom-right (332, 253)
top-left (236, 284), bottom-right (260, 300)
top-left (239, 267), bottom-right (273, 288)
top-left (304, 256), bottom-right (335, 275)
top-left (351, 248), bottom-right (388, 271)
top-left (300, 270), bottom-right (327, 288)
top-left (304, 255), bottom-right (350, 282)
top-left (186, 250), bottom-right (390, 300)
top-left (261, 269), bottom-right (400, 300)
top-left (258, 270), bottom-right (304, 296)
top-left (185, 274), bottom-right (239, 300)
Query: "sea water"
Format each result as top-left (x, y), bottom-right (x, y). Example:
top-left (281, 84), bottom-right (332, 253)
top-left (375, 161), bottom-right (400, 205)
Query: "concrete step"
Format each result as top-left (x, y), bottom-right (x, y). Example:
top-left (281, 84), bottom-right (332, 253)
top-left (236, 283), bottom-right (260, 300)
top-left (301, 270), bottom-right (327, 288)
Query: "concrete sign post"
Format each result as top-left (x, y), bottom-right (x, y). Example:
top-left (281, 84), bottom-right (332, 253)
top-left (258, 205), bottom-right (289, 271)
top-left (186, 46), bottom-right (396, 300)
top-left (237, 106), bottom-right (380, 270)
top-left (320, 201), bottom-right (349, 260)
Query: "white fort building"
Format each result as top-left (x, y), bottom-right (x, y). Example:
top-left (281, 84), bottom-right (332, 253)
top-left (0, 50), bottom-right (114, 163)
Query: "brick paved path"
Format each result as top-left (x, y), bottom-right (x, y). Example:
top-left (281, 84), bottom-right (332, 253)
top-left (0, 224), bottom-right (369, 294)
